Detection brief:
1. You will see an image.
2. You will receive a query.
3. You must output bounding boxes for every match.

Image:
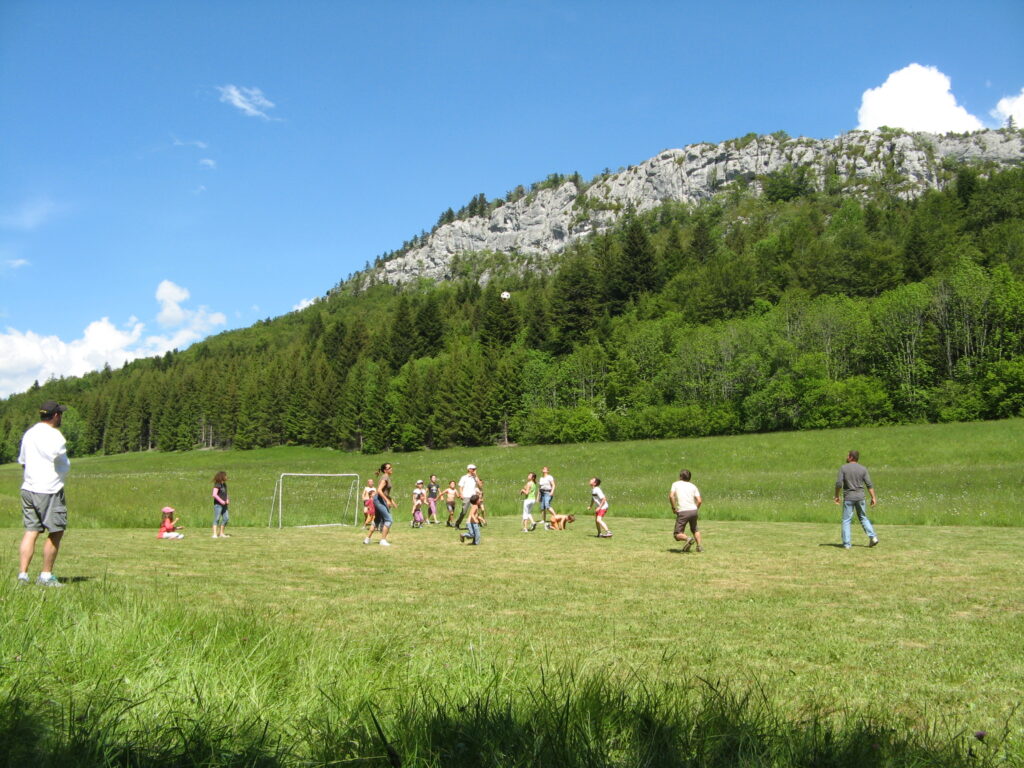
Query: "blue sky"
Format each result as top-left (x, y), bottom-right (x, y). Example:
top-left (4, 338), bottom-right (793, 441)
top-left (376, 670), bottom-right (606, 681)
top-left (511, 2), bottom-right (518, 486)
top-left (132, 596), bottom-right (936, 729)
top-left (1, 0), bottom-right (1022, 397)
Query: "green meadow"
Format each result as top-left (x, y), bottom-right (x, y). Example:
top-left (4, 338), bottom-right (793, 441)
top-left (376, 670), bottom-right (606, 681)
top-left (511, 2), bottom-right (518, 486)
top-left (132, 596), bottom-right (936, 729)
top-left (1, 419), bottom-right (1023, 766)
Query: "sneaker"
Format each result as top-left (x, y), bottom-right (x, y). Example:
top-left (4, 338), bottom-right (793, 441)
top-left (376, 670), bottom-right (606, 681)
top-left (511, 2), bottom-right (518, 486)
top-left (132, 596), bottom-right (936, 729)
top-left (220, 533), bottom-right (231, 538)
top-left (36, 575), bottom-right (63, 587)
top-left (529, 523), bottom-right (537, 531)
top-left (379, 539), bottom-right (391, 547)
top-left (680, 538), bottom-right (693, 552)
top-left (17, 574), bottom-right (30, 586)
top-left (363, 537), bottom-right (371, 545)
top-left (212, 534), bottom-right (219, 538)
top-left (695, 545), bottom-right (703, 553)
top-left (869, 537), bottom-right (879, 547)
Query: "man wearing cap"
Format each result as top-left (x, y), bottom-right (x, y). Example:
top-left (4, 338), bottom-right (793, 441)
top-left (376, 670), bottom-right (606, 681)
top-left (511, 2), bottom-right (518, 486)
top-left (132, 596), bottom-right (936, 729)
top-left (455, 464), bottom-right (482, 529)
top-left (17, 400), bottom-right (71, 587)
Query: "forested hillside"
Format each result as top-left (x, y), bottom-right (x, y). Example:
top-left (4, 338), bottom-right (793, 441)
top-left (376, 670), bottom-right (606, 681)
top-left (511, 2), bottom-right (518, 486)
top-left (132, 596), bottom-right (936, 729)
top-left (2, 157), bottom-right (1023, 460)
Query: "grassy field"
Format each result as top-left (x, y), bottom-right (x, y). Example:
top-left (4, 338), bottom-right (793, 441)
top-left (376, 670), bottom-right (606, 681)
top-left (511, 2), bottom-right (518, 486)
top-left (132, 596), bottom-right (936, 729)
top-left (1, 420), bottom-right (1023, 765)
top-left (2, 418), bottom-right (1023, 530)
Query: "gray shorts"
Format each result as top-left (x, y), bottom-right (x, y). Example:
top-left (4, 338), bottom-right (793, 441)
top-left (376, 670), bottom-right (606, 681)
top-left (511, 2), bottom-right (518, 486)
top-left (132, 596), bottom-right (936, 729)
top-left (22, 488), bottom-right (68, 533)
top-left (674, 509), bottom-right (698, 535)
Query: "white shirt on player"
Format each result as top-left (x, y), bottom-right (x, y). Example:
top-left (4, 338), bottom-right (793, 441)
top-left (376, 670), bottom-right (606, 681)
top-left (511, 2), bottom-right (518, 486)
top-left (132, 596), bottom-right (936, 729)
top-left (670, 480), bottom-right (701, 512)
top-left (591, 485), bottom-right (607, 511)
top-left (19, 422), bottom-right (70, 495)
top-left (458, 473), bottom-right (480, 499)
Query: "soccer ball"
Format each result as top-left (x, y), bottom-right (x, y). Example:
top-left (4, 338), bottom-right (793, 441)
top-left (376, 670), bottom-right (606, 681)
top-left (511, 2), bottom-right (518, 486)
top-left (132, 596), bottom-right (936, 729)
top-left (500, 291), bottom-right (511, 301)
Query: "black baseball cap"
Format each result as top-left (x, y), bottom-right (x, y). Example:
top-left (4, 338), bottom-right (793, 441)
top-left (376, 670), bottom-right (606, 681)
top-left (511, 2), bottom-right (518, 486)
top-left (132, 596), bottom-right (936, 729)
top-left (39, 400), bottom-right (67, 414)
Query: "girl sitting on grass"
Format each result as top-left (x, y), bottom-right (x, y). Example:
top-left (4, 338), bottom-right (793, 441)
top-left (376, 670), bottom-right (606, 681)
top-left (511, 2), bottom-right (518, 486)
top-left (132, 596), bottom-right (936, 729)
top-left (157, 506), bottom-right (184, 539)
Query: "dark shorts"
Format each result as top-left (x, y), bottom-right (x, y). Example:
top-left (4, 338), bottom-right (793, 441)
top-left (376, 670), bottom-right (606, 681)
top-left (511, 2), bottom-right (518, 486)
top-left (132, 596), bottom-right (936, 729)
top-left (674, 510), bottom-right (698, 535)
top-left (22, 488), bottom-right (68, 533)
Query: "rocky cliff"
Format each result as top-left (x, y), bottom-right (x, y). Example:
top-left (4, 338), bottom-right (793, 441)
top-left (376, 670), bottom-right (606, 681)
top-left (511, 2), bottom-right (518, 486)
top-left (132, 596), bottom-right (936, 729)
top-left (366, 129), bottom-right (1024, 286)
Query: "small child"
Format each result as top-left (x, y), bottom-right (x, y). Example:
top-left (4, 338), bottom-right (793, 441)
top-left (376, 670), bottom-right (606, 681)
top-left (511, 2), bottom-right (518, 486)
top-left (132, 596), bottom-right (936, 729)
top-left (426, 475), bottom-right (441, 524)
top-left (548, 512), bottom-right (575, 530)
top-left (520, 471), bottom-right (538, 532)
top-left (361, 478), bottom-right (376, 529)
top-left (460, 493), bottom-right (482, 545)
top-left (411, 480), bottom-right (426, 528)
top-left (158, 506), bottom-right (184, 539)
top-left (212, 471), bottom-right (230, 539)
top-left (589, 477), bottom-right (613, 538)
top-left (443, 481), bottom-right (458, 527)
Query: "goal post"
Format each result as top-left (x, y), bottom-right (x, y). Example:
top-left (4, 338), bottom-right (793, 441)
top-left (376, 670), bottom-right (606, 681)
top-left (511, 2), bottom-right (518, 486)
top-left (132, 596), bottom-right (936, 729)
top-left (269, 473), bottom-right (362, 528)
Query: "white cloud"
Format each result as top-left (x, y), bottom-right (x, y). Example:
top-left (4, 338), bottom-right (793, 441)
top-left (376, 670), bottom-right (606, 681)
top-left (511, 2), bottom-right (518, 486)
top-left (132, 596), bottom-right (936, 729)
top-left (217, 84), bottom-right (277, 120)
top-left (0, 198), bottom-right (58, 232)
top-left (0, 281), bottom-right (227, 397)
top-left (292, 298), bottom-right (316, 311)
top-left (5, 258), bottom-right (29, 270)
top-left (172, 136), bottom-right (209, 150)
top-left (199, 158), bottom-right (217, 169)
top-left (857, 64), bottom-right (984, 133)
top-left (991, 87), bottom-right (1024, 127)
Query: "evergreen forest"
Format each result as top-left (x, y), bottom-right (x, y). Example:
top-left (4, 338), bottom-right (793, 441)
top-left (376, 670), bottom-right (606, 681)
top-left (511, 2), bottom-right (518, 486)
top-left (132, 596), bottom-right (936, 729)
top-left (2, 160), bottom-right (1024, 461)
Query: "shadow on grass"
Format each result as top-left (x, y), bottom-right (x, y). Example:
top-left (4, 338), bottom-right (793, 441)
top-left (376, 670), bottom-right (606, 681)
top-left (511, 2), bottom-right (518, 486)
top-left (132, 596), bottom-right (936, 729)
top-left (2, 674), bottom-right (1016, 768)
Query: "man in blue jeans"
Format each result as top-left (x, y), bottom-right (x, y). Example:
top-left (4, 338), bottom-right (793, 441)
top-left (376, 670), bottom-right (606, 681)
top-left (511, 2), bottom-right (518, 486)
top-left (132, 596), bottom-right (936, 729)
top-left (834, 450), bottom-right (879, 549)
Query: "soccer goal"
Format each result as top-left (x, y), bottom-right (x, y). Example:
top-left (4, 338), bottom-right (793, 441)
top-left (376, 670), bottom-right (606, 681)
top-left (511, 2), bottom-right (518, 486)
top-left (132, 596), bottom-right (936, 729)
top-left (268, 473), bottom-right (362, 528)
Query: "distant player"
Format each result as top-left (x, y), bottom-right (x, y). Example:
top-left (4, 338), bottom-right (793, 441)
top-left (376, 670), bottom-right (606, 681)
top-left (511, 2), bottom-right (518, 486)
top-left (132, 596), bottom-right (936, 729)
top-left (364, 462), bottom-right (395, 546)
top-left (520, 471), bottom-right (538, 532)
top-left (455, 464), bottom-right (481, 529)
top-left (538, 466), bottom-right (556, 524)
top-left (361, 478), bottom-right (376, 529)
top-left (588, 477), bottom-right (612, 538)
top-left (411, 480), bottom-right (426, 527)
top-left (426, 475), bottom-right (441, 524)
top-left (157, 506), bottom-right (184, 539)
top-left (670, 469), bottom-right (703, 552)
top-left (211, 471), bottom-right (230, 538)
top-left (834, 450), bottom-right (879, 549)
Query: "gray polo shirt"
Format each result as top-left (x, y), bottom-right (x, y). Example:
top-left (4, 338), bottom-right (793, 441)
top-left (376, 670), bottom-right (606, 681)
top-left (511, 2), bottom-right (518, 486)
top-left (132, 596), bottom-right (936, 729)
top-left (836, 462), bottom-right (873, 502)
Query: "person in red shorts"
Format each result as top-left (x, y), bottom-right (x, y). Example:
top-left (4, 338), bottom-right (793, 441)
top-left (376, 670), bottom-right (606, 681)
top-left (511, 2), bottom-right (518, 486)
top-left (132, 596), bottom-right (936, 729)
top-left (588, 477), bottom-right (613, 538)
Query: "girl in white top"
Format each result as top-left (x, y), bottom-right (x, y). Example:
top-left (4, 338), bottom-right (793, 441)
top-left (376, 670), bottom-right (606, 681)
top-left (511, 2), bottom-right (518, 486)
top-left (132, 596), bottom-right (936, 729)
top-left (520, 472), bottom-right (538, 532)
top-left (411, 480), bottom-right (426, 528)
top-left (588, 477), bottom-right (612, 538)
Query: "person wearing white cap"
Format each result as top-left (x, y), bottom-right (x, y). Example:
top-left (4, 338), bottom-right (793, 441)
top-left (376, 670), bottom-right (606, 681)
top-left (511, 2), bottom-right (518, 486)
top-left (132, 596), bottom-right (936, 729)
top-left (455, 464), bottom-right (482, 529)
top-left (410, 480), bottom-right (426, 528)
top-left (17, 400), bottom-right (71, 587)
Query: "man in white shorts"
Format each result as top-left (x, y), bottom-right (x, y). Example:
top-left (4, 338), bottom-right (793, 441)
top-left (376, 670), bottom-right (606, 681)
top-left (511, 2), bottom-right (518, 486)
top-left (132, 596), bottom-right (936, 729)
top-left (18, 400), bottom-right (71, 586)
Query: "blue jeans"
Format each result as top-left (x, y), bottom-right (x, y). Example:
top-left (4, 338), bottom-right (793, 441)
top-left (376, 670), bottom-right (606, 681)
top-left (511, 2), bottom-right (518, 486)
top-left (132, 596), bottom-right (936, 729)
top-left (213, 504), bottom-right (229, 526)
top-left (842, 499), bottom-right (876, 547)
top-left (373, 497), bottom-right (393, 530)
top-left (466, 521), bottom-right (481, 545)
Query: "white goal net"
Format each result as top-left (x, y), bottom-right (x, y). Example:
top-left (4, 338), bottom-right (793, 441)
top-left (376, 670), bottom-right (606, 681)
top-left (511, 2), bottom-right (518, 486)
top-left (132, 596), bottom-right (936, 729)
top-left (268, 473), bottom-right (362, 528)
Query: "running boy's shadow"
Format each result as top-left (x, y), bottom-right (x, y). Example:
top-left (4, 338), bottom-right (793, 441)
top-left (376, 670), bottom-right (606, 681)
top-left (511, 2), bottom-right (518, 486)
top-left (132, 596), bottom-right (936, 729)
top-left (666, 548), bottom-right (693, 554)
top-left (58, 576), bottom-right (94, 584)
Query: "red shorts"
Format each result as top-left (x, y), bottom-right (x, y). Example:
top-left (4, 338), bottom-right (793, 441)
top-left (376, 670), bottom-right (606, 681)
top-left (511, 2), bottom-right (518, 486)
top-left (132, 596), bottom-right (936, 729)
top-left (595, 508), bottom-right (607, 517)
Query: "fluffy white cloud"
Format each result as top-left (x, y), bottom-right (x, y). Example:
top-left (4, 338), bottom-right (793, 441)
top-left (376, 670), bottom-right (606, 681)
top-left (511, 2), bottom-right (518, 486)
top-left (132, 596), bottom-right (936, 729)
top-left (857, 64), bottom-right (984, 133)
top-left (0, 198), bottom-right (58, 232)
top-left (199, 158), bottom-right (217, 169)
top-left (292, 298), bottom-right (316, 311)
top-left (991, 87), bottom-right (1024, 127)
top-left (4, 258), bottom-right (29, 270)
top-left (0, 281), bottom-right (227, 397)
top-left (217, 84), bottom-right (277, 119)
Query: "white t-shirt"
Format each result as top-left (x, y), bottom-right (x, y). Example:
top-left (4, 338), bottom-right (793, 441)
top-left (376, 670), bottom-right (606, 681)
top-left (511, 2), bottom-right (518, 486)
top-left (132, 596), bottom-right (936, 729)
top-left (591, 485), bottom-right (607, 510)
top-left (670, 480), bottom-right (701, 513)
top-left (458, 473), bottom-right (479, 499)
top-left (538, 474), bottom-right (555, 493)
top-left (19, 422), bottom-right (70, 495)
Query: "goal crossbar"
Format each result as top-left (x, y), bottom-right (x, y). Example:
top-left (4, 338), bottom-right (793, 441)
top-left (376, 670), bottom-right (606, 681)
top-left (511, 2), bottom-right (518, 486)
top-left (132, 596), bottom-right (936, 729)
top-left (269, 472), bottom-right (361, 528)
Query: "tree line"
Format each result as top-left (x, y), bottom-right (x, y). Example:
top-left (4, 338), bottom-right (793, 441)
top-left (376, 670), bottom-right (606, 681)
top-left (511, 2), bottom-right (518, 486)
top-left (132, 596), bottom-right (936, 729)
top-left (2, 162), bottom-right (1023, 461)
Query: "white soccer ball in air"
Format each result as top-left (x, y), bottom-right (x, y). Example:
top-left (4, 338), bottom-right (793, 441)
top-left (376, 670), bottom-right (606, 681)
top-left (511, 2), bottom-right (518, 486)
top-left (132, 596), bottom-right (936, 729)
top-left (500, 291), bottom-right (511, 301)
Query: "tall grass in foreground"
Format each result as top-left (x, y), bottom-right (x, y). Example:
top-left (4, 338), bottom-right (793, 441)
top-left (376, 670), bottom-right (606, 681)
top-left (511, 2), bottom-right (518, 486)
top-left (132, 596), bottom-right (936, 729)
top-left (2, 419), bottom-right (1023, 529)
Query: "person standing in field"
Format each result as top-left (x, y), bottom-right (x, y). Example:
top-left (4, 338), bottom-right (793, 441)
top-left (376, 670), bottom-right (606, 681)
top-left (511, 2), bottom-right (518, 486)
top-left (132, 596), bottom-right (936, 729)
top-left (834, 450), bottom-right (879, 549)
top-left (361, 477), bottom-right (376, 529)
top-left (538, 466), bottom-right (556, 525)
top-left (426, 475), bottom-right (441, 525)
top-left (411, 480), bottom-right (426, 528)
top-left (670, 469), bottom-right (703, 553)
top-left (520, 471), bottom-right (538, 532)
top-left (455, 464), bottom-right (482, 529)
top-left (443, 481), bottom-right (458, 527)
top-left (365, 462), bottom-right (395, 546)
top-left (588, 477), bottom-right (613, 538)
top-left (17, 400), bottom-right (71, 587)
top-left (460, 493), bottom-right (483, 545)
top-left (212, 471), bottom-right (230, 538)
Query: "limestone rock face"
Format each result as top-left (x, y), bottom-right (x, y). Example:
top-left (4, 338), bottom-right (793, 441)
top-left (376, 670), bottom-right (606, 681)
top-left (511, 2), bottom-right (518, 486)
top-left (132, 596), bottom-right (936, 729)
top-left (371, 130), bottom-right (1023, 286)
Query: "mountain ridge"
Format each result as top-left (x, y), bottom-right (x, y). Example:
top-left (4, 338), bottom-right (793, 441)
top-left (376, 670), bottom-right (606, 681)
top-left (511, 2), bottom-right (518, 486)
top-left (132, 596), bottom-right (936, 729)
top-left (356, 128), bottom-right (1023, 288)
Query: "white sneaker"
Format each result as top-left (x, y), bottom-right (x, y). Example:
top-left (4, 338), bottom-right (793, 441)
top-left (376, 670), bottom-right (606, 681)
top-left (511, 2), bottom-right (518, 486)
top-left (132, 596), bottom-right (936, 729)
top-left (363, 537), bottom-right (371, 545)
top-left (379, 539), bottom-right (391, 547)
top-left (212, 534), bottom-right (219, 539)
